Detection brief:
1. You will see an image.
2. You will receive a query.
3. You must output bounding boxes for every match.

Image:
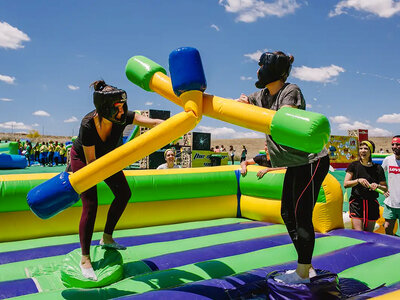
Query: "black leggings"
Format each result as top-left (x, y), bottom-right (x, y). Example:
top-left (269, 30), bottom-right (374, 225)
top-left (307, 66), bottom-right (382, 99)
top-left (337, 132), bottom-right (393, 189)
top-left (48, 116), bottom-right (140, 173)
top-left (281, 155), bottom-right (329, 264)
top-left (70, 147), bottom-right (132, 255)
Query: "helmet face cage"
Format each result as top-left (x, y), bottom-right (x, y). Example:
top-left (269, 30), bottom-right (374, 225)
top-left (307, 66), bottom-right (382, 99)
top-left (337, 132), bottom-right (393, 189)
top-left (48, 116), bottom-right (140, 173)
top-left (255, 52), bottom-right (292, 88)
top-left (93, 90), bottom-right (128, 125)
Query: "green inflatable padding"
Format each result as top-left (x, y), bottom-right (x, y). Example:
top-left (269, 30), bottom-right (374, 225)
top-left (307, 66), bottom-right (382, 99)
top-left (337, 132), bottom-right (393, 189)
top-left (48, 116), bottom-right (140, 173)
top-left (60, 246), bottom-right (123, 288)
top-left (125, 56), bottom-right (167, 92)
top-left (0, 142), bottom-right (19, 154)
top-left (270, 107), bottom-right (331, 153)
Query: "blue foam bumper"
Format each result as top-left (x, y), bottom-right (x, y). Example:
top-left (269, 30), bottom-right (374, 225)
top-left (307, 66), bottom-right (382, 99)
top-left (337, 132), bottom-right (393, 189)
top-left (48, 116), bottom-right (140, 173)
top-left (169, 47), bottom-right (207, 96)
top-left (27, 172), bottom-right (80, 219)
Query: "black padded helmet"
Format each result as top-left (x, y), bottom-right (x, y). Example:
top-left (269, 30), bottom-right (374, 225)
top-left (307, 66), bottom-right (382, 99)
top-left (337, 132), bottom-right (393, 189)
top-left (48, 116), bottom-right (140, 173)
top-left (255, 52), bottom-right (292, 89)
top-left (93, 88), bottom-right (128, 125)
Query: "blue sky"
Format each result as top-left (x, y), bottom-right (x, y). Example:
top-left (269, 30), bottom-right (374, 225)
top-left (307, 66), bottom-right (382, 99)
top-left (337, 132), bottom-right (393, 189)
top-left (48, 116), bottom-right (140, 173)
top-left (0, 0), bottom-right (399, 139)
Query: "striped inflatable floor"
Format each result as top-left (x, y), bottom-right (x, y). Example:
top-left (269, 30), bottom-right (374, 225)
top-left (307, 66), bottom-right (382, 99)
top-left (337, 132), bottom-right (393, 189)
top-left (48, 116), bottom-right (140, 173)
top-left (1, 218), bottom-right (400, 299)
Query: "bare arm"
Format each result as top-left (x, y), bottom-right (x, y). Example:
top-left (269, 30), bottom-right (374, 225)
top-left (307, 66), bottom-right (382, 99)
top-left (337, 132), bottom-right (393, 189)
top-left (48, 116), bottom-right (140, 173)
top-left (133, 114), bottom-right (163, 128)
top-left (240, 159), bottom-right (256, 176)
top-left (370, 181), bottom-right (388, 193)
top-left (344, 172), bottom-right (360, 188)
top-left (257, 166), bottom-right (286, 178)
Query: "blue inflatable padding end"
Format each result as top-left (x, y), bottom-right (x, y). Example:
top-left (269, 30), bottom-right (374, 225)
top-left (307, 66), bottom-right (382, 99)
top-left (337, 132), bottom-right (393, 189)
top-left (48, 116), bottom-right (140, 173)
top-left (169, 47), bottom-right (207, 96)
top-left (27, 172), bottom-right (80, 219)
top-left (234, 169), bottom-right (242, 218)
top-left (0, 153), bottom-right (27, 169)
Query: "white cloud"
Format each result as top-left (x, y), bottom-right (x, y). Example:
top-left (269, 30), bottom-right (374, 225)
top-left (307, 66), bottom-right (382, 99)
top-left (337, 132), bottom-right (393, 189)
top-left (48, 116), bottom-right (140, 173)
top-left (219, 0), bottom-right (301, 23)
top-left (329, 0), bottom-right (400, 18)
top-left (368, 128), bottom-right (393, 136)
top-left (31, 123), bottom-right (40, 127)
top-left (0, 21), bottom-right (30, 49)
top-left (67, 85), bottom-right (80, 91)
top-left (377, 113), bottom-right (400, 123)
top-left (306, 103), bottom-right (312, 109)
top-left (211, 24), bottom-right (220, 31)
top-left (291, 65), bottom-right (345, 83)
top-left (0, 121), bottom-right (31, 130)
top-left (64, 116), bottom-right (78, 123)
top-left (337, 121), bottom-right (392, 136)
top-left (197, 125), bottom-right (264, 139)
top-left (244, 49), bottom-right (268, 62)
top-left (145, 101), bottom-right (153, 106)
top-left (33, 110), bottom-right (50, 117)
top-left (330, 115), bottom-right (350, 123)
top-left (0, 74), bottom-right (16, 84)
top-left (0, 97), bottom-right (13, 102)
top-left (240, 76), bottom-right (253, 80)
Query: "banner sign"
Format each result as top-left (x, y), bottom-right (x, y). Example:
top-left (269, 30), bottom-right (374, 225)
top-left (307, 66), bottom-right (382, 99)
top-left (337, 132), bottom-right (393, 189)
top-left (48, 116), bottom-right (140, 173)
top-left (191, 150), bottom-right (229, 167)
top-left (328, 135), bottom-right (359, 167)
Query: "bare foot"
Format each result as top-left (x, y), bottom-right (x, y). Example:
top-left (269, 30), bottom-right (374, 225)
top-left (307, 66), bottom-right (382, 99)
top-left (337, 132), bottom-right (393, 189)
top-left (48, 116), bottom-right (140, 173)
top-left (101, 233), bottom-right (115, 245)
top-left (80, 255), bottom-right (97, 281)
top-left (296, 263), bottom-right (312, 279)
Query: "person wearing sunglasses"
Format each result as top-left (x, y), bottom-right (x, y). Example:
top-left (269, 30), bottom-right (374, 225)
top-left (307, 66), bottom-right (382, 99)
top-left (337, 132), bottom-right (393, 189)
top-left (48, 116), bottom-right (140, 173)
top-left (237, 51), bottom-right (330, 284)
top-left (382, 135), bottom-right (400, 235)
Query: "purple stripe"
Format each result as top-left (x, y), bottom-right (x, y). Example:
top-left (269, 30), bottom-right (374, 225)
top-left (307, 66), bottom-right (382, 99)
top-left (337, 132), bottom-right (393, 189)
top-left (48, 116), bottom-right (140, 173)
top-left (0, 221), bottom-right (268, 265)
top-left (129, 240), bottom-right (400, 299)
top-left (143, 234), bottom-right (298, 270)
top-left (327, 229), bottom-right (400, 248)
top-left (0, 278), bottom-right (38, 299)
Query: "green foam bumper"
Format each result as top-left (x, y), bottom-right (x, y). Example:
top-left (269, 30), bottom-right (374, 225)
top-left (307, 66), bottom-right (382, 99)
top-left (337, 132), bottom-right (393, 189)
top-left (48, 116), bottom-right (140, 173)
top-left (125, 56), bottom-right (166, 92)
top-left (270, 107), bottom-right (331, 153)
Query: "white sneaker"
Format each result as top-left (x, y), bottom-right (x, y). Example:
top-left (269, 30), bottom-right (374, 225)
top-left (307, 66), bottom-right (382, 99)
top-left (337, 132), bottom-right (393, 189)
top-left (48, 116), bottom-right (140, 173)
top-left (274, 269), bottom-right (310, 284)
top-left (309, 268), bottom-right (317, 278)
top-left (80, 263), bottom-right (98, 281)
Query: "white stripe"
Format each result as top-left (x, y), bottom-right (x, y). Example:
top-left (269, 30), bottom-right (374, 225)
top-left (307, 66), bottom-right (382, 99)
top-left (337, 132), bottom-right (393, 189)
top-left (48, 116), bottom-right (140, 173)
top-left (31, 277), bottom-right (43, 293)
top-left (24, 267), bottom-right (31, 278)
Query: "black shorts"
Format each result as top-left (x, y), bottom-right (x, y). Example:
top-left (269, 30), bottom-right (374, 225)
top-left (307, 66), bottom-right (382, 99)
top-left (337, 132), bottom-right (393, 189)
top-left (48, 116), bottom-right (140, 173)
top-left (349, 197), bottom-right (380, 222)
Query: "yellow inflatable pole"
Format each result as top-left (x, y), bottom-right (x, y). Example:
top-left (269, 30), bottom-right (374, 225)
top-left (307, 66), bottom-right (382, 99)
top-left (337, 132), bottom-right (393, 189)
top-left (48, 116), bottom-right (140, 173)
top-left (69, 110), bottom-right (198, 194)
top-left (126, 55), bottom-right (330, 154)
top-left (27, 110), bottom-right (200, 219)
top-left (150, 71), bottom-right (273, 133)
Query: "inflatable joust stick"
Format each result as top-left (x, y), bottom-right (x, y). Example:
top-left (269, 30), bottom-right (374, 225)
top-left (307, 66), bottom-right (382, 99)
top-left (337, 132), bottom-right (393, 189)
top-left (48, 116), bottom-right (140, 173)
top-left (27, 48), bottom-right (207, 219)
top-left (27, 47), bottom-right (330, 220)
top-left (126, 53), bottom-right (331, 154)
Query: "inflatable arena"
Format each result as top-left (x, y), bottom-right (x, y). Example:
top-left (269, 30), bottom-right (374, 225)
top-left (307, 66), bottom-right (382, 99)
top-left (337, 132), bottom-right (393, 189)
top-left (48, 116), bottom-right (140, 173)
top-left (1, 48), bottom-right (399, 299)
top-left (1, 166), bottom-right (400, 299)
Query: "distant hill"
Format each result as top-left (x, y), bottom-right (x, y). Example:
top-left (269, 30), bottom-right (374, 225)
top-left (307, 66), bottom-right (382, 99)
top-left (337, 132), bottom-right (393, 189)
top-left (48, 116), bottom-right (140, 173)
top-left (0, 132), bottom-right (72, 144)
top-left (213, 137), bottom-right (394, 160)
top-left (1, 132), bottom-right (393, 160)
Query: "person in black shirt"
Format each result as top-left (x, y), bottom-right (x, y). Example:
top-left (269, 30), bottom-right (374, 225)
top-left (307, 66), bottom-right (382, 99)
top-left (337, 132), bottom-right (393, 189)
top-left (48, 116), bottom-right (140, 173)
top-left (344, 140), bottom-right (387, 232)
top-left (71, 80), bottom-right (163, 280)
